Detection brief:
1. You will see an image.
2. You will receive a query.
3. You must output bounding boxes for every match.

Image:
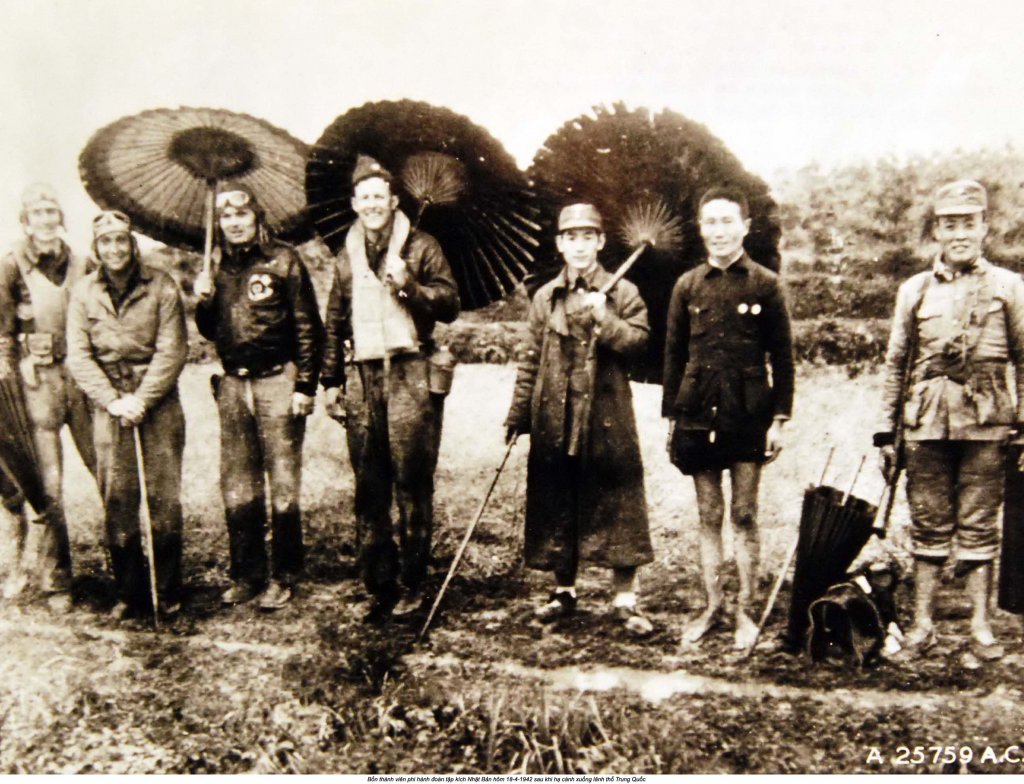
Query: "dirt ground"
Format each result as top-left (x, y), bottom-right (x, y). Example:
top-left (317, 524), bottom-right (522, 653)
top-left (1, 363), bottom-right (1023, 773)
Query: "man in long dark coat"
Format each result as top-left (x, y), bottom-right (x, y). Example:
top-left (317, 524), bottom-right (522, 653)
top-left (506, 203), bottom-right (654, 637)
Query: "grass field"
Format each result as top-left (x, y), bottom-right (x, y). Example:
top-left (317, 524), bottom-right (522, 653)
top-left (0, 363), bottom-right (1021, 773)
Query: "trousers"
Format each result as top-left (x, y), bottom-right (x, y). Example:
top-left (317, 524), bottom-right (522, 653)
top-left (17, 362), bottom-right (96, 592)
top-left (217, 367), bottom-right (305, 585)
top-left (94, 393), bottom-right (184, 609)
top-left (343, 355), bottom-right (443, 597)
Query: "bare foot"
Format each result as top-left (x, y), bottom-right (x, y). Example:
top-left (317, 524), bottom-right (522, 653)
top-left (733, 611), bottom-right (758, 650)
top-left (680, 607), bottom-right (722, 646)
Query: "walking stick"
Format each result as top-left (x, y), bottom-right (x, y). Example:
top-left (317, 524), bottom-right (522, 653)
top-left (418, 435), bottom-right (517, 642)
top-left (741, 447), bottom-right (834, 659)
top-left (132, 426), bottom-right (160, 630)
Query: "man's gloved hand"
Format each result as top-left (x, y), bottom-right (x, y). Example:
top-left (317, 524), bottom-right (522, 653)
top-left (119, 394), bottom-right (146, 426)
top-left (384, 253), bottom-right (410, 291)
top-left (324, 387), bottom-right (346, 423)
top-left (291, 391), bottom-right (315, 418)
top-left (879, 445), bottom-right (897, 483)
top-left (193, 269), bottom-right (215, 302)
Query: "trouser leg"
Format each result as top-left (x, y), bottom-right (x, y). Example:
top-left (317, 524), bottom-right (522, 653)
top-left (65, 370), bottom-right (97, 479)
top-left (138, 396), bottom-right (185, 603)
top-left (252, 371), bottom-right (305, 581)
top-left (218, 376), bottom-right (268, 586)
top-left (389, 358), bottom-right (439, 594)
top-left (24, 366), bottom-right (72, 593)
top-left (346, 362), bottom-right (399, 597)
top-left (955, 441), bottom-right (1003, 562)
top-left (94, 407), bottom-right (146, 607)
top-left (905, 441), bottom-right (957, 561)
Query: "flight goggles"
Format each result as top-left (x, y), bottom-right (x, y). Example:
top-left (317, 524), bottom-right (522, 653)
top-left (215, 190), bottom-right (254, 209)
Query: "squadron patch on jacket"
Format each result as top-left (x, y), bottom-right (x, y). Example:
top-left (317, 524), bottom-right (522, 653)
top-left (248, 273), bottom-right (275, 302)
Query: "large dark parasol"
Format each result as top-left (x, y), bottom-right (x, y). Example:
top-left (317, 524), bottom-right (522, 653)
top-left (0, 377), bottom-right (49, 517)
top-left (79, 107), bottom-right (312, 275)
top-left (305, 99), bottom-right (543, 310)
top-left (527, 103), bottom-right (782, 383)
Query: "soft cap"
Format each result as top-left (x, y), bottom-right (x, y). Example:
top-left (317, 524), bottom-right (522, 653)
top-left (933, 179), bottom-right (987, 216)
top-left (558, 203), bottom-right (603, 232)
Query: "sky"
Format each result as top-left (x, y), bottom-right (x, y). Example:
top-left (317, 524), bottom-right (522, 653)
top-left (3, 0), bottom-right (1024, 248)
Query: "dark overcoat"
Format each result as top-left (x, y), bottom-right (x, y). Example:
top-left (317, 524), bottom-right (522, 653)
top-left (505, 265), bottom-right (653, 570)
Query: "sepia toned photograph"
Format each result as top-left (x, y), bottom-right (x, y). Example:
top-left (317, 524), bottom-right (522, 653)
top-left (2, 0), bottom-right (1024, 774)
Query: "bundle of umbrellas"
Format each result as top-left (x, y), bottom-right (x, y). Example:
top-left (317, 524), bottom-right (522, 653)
top-left (0, 375), bottom-right (48, 518)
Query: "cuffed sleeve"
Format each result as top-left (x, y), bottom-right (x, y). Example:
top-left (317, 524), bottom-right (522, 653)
top-left (285, 252), bottom-right (325, 396)
top-left (505, 290), bottom-right (547, 433)
top-left (320, 262), bottom-right (350, 389)
top-left (133, 278), bottom-right (187, 409)
top-left (661, 277), bottom-right (690, 418)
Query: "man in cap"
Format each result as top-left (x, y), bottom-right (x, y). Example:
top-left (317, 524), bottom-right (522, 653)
top-left (67, 211), bottom-right (188, 619)
top-left (194, 182), bottom-right (324, 611)
top-left (322, 155), bottom-right (459, 622)
top-left (505, 202), bottom-right (655, 637)
top-left (663, 185), bottom-right (794, 650)
top-left (877, 179), bottom-right (1024, 661)
top-left (0, 183), bottom-right (97, 612)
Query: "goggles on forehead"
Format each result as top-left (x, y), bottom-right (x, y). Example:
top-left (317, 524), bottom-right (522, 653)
top-left (93, 210), bottom-right (130, 225)
top-left (215, 190), bottom-right (253, 209)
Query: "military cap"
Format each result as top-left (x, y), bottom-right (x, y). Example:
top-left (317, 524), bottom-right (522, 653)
top-left (558, 203), bottom-right (603, 232)
top-left (933, 179), bottom-right (987, 216)
top-left (352, 154), bottom-right (394, 187)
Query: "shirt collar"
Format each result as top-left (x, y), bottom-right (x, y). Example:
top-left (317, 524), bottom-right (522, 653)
top-left (554, 262), bottom-right (606, 293)
top-left (703, 253), bottom-right (751, 278)
top-left (932, 254), bottom-right (989, 282)
top-left (98, 260), bottom-right (149, 294)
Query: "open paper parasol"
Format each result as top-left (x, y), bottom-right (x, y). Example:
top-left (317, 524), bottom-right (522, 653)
top-left (305, 99), bottom-right (543, 310)
top-left (0, 376), bottom-right (49, 517)
top-left (527, 103), bottom-right (782, 383)
top-left (79, 107), bottom-right (312, 274)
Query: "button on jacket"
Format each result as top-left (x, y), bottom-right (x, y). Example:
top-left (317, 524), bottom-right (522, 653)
top-left (195, 240), bottom-right (324, 395)
top-left (881, 257), bottom-right (1024, 441)
top-left (662, 254), bottom-right (794, 432)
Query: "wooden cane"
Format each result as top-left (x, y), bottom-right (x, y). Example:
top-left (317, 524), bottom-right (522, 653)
top-left (418, 436), bottom-right (518, 642)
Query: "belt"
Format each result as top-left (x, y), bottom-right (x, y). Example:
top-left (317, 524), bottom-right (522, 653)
top-left (225, 363), bottom-right (285, 380)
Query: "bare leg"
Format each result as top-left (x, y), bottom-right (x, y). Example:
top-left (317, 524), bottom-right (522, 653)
top-left (730, 462), bottom-right (761, 649)
top-left (683, 470), bottom-right (725, 644)
top-left (908, 559), bottom-right (939, 640)
top-left (966, 562), bottom-right (1003, 659)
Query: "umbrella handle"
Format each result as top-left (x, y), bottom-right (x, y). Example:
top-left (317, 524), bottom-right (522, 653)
top-left (202, 185), bottom-right (215, 279)
top-left (598, 242), bottom-right (649, 295)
